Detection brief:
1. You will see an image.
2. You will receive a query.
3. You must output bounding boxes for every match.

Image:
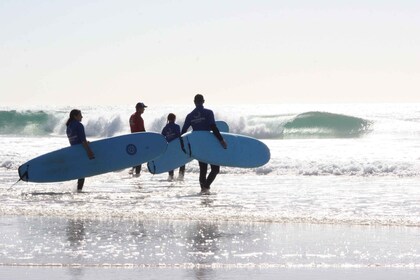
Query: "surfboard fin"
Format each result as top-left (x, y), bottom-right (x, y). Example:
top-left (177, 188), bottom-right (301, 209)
top-left (180, 137), bottom-right (192, 157)
top-left (147, 161), bottom-right (156, 174)
top-left (187, 142), bottom-right (192, 157)
top-left (179, 137), bottom-right (186, 154)
top-left (18, 165), bottom-right (29, 182)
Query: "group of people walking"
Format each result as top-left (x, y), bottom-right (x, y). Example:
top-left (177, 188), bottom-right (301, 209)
top-left (65, 94), bottom-right (227, 193)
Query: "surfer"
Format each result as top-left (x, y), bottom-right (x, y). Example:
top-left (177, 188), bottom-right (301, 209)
top-left (181, 94), bottom-right (227, 193)
top-left (161, 113), bottom-right (185, 181)
top-left (129, 102), bottom-right (147, 177)
top-left (66, 109), bottom-right (95, 192)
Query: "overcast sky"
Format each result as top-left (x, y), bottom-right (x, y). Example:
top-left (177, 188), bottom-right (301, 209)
top-left (1, 0), bottom-right (419, 106)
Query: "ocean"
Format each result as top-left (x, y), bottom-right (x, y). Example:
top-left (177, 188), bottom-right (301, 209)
top-left (0, 103), bottom-right (419, 279)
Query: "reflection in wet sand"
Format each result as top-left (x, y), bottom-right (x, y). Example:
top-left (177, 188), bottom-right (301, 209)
top-left (189, 221), bottom-right (219, 279)
top-left (66, 219), bottom-right (86, 279)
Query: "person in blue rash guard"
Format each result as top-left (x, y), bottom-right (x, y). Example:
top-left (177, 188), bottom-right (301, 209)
top-left (181, 94), bottom-right (227, 193)
top-left (161, 113), bottom-right (185, 181)
top-left (66, 109), bottom-right (95, 192)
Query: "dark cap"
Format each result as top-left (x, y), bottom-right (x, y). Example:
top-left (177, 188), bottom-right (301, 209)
top-left (194, 94), bottom-right (204, 103)
top-left (136, 102), bottom-right (147, 108)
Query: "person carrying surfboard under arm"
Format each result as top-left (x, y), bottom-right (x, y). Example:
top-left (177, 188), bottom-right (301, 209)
top-left (66, 109), bottom-right (95, 192)
top-left (129, 102), bottom-right (147, 177)
top-left (162, 113), bottom-right (186, 181)
top-left (181, 94), bottom-right (227, 194)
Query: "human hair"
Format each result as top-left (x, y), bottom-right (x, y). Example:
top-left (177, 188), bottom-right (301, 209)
top-left (194, 94), bottom-right (204, 105)
top-left (167, 113), bottom-right (176, 123)
top-left (66, 109), bottom-right (81, 126)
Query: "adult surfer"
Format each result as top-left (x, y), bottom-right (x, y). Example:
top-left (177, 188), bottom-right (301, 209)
top-left (129, 102), bottom-right (147, 177)
top-left (181, 94), bottom-right (227, 193)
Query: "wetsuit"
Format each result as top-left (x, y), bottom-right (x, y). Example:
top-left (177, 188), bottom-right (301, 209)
top-left (66, 120), bottom-right (87, 190)
top-left (181, 105), bottom-right (224, 190)
top-left (162, 122), bottom-right (185, 177)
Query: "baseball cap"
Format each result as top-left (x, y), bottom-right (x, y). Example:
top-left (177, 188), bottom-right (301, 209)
top-left (136, 102), bottom-right (147, 108)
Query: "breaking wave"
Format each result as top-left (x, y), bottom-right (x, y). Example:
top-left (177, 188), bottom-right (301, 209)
top-left (229, 111), bottom-right (372, 139)
top-left (0, 110), bottom-right (60, 136)
top-left (0, 109), bottom-right (371, 139)
top-left (0, 110), bottom-right (124, 138)
top-left (282, 111), bottom-right (372, 138)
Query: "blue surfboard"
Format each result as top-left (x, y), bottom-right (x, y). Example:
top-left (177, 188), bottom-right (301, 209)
top-left (147, 137), bottom-right (188, 174)
top-left (214, 120), bottom-right (229, 134)
top-left (147, 121), bottom-right (229, 174)
top-left (18, 132), bottom-right (167, 183)
top-left (184, 131), bottom-right (270, 168)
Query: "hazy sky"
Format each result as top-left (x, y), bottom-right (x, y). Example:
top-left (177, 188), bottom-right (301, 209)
top-left (1, 0), bottom-right (419, 106)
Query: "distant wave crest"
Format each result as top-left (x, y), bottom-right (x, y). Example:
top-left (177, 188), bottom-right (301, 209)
top-left (228, 111), bottom-right (372, 139)
top-left (0, 109), bottom-right (372, 139)
top-left (0, 110), bottom-right (59, 136)
top-left (282, 111), bottom-right (371, 138)
top-left (0, 110), bottom-right (124, 137)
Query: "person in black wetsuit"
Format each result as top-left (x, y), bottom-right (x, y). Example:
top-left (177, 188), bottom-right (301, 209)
top-left (181, 94), bottom-right (227, 193)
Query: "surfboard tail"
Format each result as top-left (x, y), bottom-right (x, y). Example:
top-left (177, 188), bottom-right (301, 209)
top-left (147, 161), bottom-right (156, 174)
top-left (18, 165), bottom-right (29, 182)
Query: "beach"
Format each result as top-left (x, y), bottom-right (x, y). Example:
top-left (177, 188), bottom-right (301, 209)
top-left (1, 214), bottom-right (419, 280)
top-left (1, 215), bottom-right (419, 279)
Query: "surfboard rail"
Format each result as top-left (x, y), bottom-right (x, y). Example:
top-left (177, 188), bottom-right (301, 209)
top-left (18, 132), bottom-right (167, 183)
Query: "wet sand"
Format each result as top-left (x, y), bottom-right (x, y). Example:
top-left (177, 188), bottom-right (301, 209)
top-left (0, 216), bottom-right (418, 279)
top-left (1, 266), bottom-right (419, 280)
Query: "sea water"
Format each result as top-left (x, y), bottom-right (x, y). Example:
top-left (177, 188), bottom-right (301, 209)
top-left (0, 103), bottom-right (419, 279)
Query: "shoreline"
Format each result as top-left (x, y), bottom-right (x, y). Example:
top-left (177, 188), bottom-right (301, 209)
top-left (1, 266), bottom-right (419, 280)
top-left (1, 216), bottom-right (418, 267)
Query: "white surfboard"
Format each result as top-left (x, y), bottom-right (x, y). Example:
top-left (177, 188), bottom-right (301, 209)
top-left (147, 121), bottom-right (229, 174)
top-left (18, 132), bottom-right (167, 183)
top-left (184, 131), bottom-right (270, 168)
